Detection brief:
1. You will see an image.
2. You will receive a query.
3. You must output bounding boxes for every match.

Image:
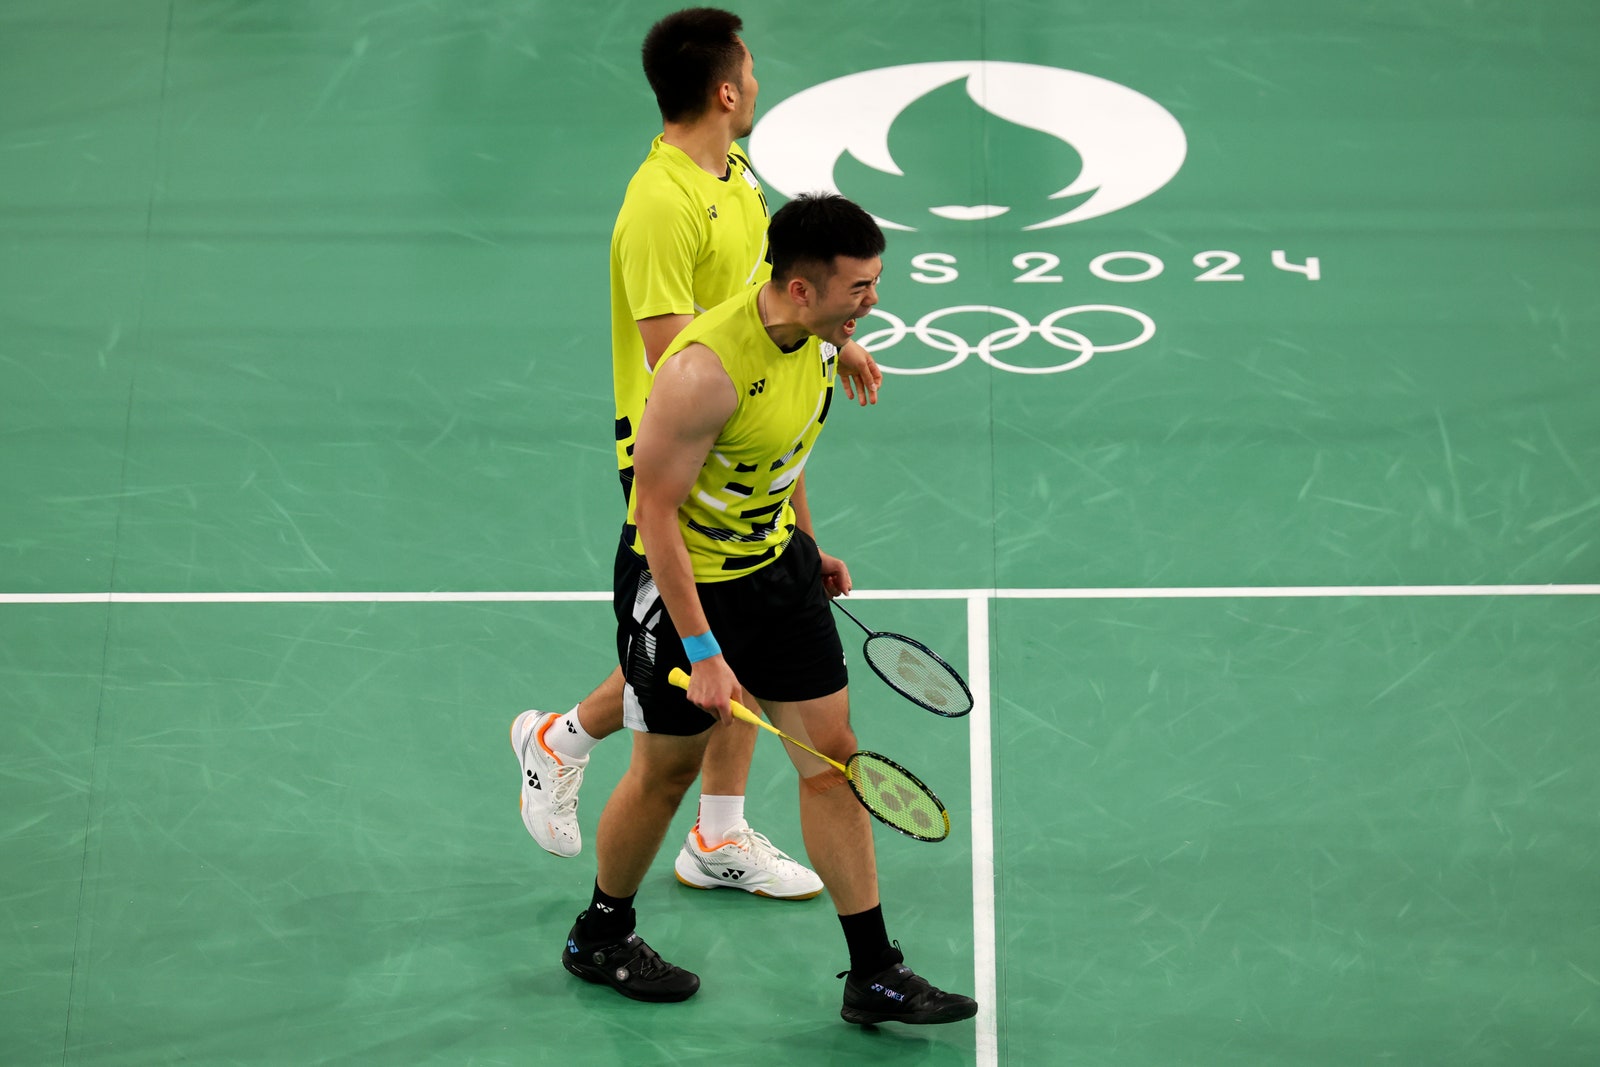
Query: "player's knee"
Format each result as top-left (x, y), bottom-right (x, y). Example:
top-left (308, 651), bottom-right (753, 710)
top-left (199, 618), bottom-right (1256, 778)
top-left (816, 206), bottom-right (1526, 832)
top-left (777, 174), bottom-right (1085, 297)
top-left (652, 756), bottom-right (703, 799)
top-left (801, 766), bottom-right (849, 796)
top-left (631, 734), bottom-right (707, 800)
top-left (808, 723), bottom-right (857, 765)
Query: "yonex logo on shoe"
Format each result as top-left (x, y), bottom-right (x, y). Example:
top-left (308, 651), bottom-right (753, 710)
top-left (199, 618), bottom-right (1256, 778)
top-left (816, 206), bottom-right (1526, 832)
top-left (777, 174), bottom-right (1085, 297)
top-left (720, 869), bottom-right (746, 881)
top-left (871, 982), bottom-right (908, 1002)
top-left (527, 770), bottom-right (541, 790)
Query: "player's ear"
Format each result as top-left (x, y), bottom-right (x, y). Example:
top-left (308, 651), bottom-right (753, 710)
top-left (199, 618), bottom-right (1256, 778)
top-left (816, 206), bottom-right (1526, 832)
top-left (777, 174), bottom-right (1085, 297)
top-left (787, 277), bottom-right (811, 306)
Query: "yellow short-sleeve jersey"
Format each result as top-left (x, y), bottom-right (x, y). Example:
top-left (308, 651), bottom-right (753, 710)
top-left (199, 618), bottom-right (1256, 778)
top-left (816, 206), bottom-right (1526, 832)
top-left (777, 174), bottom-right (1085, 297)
top-left (610, 137), bottom-right (771, 487)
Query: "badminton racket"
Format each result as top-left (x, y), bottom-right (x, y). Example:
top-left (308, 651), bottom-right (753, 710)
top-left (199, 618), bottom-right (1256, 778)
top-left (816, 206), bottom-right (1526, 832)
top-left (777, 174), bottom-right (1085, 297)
top-left (668, 668), bottom-right (950, 842)
top-left (830, 598), bottom-right (973, 718)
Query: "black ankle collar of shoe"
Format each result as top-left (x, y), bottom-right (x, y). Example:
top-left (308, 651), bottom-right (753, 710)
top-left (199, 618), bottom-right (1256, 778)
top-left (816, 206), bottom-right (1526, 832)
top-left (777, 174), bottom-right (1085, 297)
top-left (847, 946), bottom-right (906, 979)
top-left (574, 923), bottom-right (636, 953)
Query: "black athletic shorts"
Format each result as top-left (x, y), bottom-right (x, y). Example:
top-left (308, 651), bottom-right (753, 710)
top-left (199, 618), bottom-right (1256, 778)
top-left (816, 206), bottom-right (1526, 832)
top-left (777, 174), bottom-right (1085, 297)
top-left (613, 526), bottom-right (849, 736)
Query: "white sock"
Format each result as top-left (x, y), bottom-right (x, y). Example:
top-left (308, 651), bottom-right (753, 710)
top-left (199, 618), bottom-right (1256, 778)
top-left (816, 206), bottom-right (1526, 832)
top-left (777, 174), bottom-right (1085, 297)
top-left (545, 705), bottom-right (601, 762)
top-left (696, 794), bottom-right (746, 845)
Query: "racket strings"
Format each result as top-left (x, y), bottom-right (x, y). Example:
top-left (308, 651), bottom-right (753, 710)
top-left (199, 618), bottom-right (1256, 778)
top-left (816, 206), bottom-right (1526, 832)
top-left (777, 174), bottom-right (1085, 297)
top-left (863, 635), bottom-right (971, 716)
top-left (847, 752), bottom-right (949, 841)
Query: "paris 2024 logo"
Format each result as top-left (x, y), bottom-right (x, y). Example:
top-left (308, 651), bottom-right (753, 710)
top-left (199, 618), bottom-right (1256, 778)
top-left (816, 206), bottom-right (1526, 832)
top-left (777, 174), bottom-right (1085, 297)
top-left (748, 61), bottom-right (1319, 375)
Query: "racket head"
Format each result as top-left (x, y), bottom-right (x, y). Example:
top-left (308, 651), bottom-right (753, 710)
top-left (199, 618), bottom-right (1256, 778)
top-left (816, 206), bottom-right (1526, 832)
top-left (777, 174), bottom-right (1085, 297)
top-left (845, 751), bottom-right (951, 842)
top-left (862, 633), bottom-right (974, 718)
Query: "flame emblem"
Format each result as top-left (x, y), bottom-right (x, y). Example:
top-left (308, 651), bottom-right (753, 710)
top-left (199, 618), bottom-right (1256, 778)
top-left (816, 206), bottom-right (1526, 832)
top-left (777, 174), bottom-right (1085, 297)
top-left (748, 61), bottom-right (1186, 231)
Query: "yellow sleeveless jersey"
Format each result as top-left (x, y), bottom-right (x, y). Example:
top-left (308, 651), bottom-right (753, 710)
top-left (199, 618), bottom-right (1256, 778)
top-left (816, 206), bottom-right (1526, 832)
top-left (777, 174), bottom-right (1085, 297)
top-left (630, 285), bottom-right (839, 582)
top-left (610, 136), bottom-right (771, 485)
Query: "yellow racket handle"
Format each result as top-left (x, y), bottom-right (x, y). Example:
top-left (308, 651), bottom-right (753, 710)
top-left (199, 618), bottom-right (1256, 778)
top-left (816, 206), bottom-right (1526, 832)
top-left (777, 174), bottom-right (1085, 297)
top-left (667, 667), bottom-right (849, 775)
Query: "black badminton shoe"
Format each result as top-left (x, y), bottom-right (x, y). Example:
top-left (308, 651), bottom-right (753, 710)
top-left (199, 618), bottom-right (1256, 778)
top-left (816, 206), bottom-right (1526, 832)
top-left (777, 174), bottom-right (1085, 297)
top-left (839, 948), bottom-right (978, 1026)
top-left (561, 914), bottom-right (699, 1003)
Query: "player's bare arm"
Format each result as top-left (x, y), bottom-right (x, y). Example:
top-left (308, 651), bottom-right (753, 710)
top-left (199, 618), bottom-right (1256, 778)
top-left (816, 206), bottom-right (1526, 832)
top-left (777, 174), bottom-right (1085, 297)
top-left (636, 312), bottom-right (695, 370)
top-left (632, 342), bottom-right (741, 724)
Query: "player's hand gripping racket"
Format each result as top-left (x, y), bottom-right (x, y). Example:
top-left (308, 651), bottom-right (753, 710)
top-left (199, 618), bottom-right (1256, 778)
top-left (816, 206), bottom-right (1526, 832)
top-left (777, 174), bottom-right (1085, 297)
top-left (668, 668), bottom-right (950, 843)
top-left (830, 599), bottom-right (974, 718)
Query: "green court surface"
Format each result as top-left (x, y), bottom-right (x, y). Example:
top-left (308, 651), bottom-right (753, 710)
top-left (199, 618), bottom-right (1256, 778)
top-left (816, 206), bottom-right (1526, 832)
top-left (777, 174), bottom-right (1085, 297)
top-left (3, 1), bottom-right (1597, 1064)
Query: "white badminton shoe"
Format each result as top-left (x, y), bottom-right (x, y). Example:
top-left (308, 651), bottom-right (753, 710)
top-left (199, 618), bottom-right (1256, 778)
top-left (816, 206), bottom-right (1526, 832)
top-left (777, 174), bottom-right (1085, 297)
top-left (673, 820), bottom-right (823, 900)
top-left (510, 710), bottom-right (587, 858)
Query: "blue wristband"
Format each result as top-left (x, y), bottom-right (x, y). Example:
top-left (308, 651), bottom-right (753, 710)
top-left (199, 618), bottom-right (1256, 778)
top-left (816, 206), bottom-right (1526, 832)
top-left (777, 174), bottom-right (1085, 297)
top-left (681, 631), bottom-right (721, 663)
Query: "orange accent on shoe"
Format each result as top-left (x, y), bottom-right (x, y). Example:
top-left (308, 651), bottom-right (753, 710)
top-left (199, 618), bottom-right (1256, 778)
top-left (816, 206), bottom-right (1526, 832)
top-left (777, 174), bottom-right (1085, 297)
top-left (690, 824), bottom-right (736, 852)
top-left (535, 713), bottom-right (566, 766)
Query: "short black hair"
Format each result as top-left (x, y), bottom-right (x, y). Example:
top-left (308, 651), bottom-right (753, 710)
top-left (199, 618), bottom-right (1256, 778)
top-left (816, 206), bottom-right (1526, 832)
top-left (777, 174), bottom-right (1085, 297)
top-left (640, 8), bottom-right (745, 124)
top-left (768, 194), bottom-right (887, 284)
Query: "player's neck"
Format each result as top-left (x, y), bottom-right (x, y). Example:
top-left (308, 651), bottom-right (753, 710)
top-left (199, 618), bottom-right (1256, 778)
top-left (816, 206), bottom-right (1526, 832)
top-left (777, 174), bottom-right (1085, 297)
top-left (758, 283), bottom-right (810, 351)
top-left (660, 120), bottom-right (736, 178)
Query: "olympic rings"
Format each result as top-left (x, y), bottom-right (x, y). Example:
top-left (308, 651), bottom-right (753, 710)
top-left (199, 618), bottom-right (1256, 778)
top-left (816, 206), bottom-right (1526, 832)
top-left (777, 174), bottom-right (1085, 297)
top-left (853, 304), bottom-right (1156, 375)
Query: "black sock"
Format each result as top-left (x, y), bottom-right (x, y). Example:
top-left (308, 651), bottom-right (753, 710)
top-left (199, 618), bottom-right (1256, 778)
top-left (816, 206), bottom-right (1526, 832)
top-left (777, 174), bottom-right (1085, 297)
top-left (577, 882), bottom-right (636, 945)
top-left (838, 905), bottom-right (898, 976)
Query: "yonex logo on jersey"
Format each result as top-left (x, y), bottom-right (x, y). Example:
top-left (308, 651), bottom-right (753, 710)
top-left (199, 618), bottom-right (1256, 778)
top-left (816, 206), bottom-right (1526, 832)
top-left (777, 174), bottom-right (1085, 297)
top-left (707, 204), bottom-right (718, 220)
top-left (748, 378), bottom-right (766, 396)
top-left (750, 61), bottom-right (1185, 231)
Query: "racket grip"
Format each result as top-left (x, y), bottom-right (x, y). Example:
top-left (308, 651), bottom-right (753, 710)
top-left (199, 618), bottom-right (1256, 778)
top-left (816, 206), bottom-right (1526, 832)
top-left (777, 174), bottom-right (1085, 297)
top-left (666, 668), bottom-right (766, 728)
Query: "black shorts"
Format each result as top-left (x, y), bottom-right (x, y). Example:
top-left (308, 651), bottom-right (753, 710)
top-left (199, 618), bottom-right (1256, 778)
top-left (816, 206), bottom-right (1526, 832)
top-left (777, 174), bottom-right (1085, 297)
top-left (614, 527), bottom-right (848, 736)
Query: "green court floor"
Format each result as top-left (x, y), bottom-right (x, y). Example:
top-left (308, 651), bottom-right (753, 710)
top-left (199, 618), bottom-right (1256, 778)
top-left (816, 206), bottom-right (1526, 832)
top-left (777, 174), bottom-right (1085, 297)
top-left (3, 1), bottom-right (1597, 1064)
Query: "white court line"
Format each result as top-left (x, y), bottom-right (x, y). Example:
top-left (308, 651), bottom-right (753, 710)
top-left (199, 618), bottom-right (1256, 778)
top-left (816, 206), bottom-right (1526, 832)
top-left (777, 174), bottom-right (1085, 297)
top-left (992, 584), bottom-right (1600, 599)
top-left (967, 593), bottom-right (998, 1065)
top-left (0, 591), bottom-right (614, 604)
top-left (1, 584), bottom-right (1596, 605)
